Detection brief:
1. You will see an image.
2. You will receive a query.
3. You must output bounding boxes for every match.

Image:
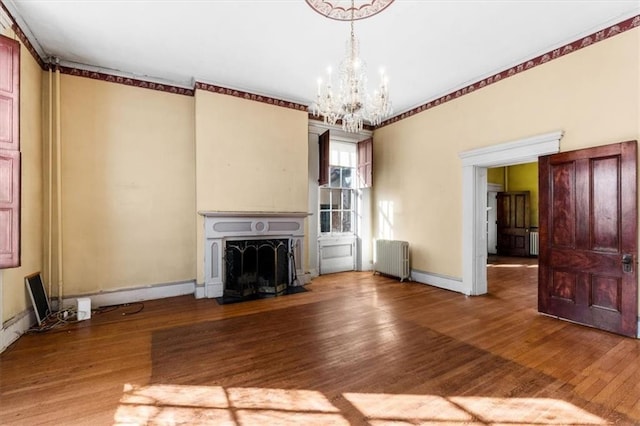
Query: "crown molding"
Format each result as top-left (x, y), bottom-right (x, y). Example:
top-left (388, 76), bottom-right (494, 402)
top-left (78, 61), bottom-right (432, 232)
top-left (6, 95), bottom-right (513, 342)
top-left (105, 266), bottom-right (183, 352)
top-left (0, 0), bottom-right (46, 67)
top-left (195, 81), bottom-right (309, 112)
top-left (57, 61), bottom-right (195, 96)
top-left (0, 3), bottom-right (11, 31)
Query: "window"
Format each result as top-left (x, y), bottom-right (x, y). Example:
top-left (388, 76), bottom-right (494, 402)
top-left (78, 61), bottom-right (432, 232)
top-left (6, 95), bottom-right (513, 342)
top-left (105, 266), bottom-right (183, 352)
top-left (320, 142), bottom-right (356, 234)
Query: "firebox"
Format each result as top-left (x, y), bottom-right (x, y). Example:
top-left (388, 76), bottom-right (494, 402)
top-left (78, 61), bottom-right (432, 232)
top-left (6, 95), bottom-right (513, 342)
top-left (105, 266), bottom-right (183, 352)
top-left (224, 238), bottom-right (290, 297)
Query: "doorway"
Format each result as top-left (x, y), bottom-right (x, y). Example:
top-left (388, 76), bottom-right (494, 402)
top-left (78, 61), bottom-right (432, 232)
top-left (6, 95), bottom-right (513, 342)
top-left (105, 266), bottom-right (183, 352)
top-left (459, 131), bottom-right (562, 296)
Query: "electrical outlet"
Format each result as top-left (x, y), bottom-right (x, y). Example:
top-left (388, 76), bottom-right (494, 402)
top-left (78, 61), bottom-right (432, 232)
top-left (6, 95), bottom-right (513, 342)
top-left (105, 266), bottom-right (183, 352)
top-left (77, 298), bottom-right (92, 321)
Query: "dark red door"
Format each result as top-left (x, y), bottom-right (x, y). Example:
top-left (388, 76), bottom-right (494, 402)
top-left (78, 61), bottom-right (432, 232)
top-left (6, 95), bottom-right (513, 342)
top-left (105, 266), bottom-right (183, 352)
top-left (538, 141), bottom-right (638, 337)
top-left (497, 191), bottom-right (530, 256)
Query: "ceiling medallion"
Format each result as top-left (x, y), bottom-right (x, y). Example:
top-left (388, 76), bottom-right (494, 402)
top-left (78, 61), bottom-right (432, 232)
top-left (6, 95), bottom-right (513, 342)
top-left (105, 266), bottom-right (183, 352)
top-left (308, 0), bottom-right (394, 133)
top-left (305, 0), bottom-right (395, 21)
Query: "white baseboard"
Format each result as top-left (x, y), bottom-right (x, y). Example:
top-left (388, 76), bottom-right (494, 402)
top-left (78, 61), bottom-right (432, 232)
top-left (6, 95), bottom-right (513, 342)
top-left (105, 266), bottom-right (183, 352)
top-left (1, 279), bottom-right (196, 354)
top-left (295, 271), bottom-right (314, 285)
top-left (57, 280), bottom-right (196, 309)
top-left (410, 269), bottom-right (465, 294)
top-left (194, 284), bottom-right (206, 299)
top-left (306, 269), bottom-right (319, 279)
top-left (59, 280), bottom-right (196, 309)
top-left (1, 309), bottom-right (36, 353)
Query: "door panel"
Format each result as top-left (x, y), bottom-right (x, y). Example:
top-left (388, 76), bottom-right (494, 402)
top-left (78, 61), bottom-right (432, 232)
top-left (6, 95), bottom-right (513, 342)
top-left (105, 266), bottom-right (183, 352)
top-left (539, 141), bottom-right (637, 337)
top-left (0, 151), bottom-right (20, 268)
top-left (497, 191), bottom-right (530, 256)
top-left (0, 36), bottom-right (19, 151)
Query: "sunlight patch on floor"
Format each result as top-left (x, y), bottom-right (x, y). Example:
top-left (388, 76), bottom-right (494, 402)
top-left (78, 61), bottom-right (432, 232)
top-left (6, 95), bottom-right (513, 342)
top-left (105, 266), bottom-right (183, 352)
top-left (114, 384), bottom-right (608, 425)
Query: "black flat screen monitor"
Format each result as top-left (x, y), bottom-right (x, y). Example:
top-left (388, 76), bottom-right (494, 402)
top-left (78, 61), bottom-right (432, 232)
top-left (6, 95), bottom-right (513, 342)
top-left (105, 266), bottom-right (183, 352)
top-left (25, 272), bottom-right (51, 325)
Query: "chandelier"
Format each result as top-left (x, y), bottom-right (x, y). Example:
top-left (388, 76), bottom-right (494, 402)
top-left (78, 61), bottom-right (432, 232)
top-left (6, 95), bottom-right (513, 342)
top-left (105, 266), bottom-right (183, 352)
top-left (308, 0), bottom-right (394, 133)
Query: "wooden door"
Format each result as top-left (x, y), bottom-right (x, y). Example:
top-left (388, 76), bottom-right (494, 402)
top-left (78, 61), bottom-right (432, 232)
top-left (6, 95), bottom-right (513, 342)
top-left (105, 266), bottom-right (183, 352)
top-left (539, 141), bottom-right (637, 337)
top-left (496, 191), bottom-right (530, 256)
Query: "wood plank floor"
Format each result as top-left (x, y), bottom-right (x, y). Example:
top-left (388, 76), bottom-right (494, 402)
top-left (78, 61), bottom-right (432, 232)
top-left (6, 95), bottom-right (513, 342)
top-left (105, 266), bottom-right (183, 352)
top-left (2, 257), bottom-right (640, 425)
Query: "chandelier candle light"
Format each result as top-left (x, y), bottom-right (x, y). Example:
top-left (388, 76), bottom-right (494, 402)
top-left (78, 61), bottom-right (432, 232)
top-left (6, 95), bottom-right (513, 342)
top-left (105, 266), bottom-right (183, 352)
top-left (308, 0), bottom-right (394, 133)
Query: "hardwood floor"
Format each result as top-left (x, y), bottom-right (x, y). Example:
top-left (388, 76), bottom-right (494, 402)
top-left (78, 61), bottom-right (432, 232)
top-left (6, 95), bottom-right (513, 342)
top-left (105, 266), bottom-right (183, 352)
top-left (2, 258), bottom-right (640, 425)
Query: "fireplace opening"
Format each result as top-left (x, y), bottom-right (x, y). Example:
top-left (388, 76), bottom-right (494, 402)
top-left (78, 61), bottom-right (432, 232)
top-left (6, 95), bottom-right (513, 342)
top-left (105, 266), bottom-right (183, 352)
top-left (224, 238), bottom-right (290, 298)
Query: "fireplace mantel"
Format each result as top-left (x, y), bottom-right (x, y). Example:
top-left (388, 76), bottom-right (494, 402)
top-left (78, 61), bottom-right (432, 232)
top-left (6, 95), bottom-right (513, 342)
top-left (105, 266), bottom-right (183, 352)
top-left (199, 211), bottom-right (309, 298)
top-left (199, 211), bottom-right (310, 218)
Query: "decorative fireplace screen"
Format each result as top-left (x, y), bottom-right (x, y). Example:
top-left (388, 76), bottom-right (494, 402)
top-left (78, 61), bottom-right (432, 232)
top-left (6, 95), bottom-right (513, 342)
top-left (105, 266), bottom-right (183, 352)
top-left (224, 238), bottom-right (290, 297)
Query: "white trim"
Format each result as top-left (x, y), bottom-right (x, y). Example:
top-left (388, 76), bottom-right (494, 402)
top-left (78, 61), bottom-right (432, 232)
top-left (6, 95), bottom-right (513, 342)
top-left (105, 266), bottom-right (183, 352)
top-left (1, 0), bottom-right (47, 58)
top-left (459, 130), bottom-right (563, 296)
top-left (460, 131), bottom-right (563, 167)
top-left (58, 280), bottom-right (196, 309)
top-left (306, 269), bottom-right (319, 279)
top-left (411, 269), bottom-right (465, 294)
top-left (195, 285), bottom-right (206, 299)
top-left (1, 309), bottom-right (35, 353)
top-left (487, 183), bottom-right (503, 192)
top-left (0, 5), bottom-right (11, 31)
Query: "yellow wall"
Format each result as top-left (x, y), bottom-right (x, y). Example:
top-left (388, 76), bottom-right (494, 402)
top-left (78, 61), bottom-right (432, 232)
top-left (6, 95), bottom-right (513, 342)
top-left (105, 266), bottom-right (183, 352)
top-left (487, 167), bottom-right (504, 187)
top-left (194, 90), bottom-right (309, 283)
top-left (1, 30), bottom-right (43, 323)
top-left (488, 164), bottom-right (539, 227)
top-left (57, 76), bottom-right (196, 295)
top-left (373, 28), bottom-right (639, 278)
top-left (507, 163), bottom-right (539, 227)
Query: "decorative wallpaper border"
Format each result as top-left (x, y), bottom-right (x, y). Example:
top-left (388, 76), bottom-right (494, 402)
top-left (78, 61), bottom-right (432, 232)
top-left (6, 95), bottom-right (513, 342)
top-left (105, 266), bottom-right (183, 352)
top-left (58, 66), bottom-right (195, 96)
top-left (195, 82), bottom-right (308, 112)
top-left (377, 14), bottom-right (640, 129)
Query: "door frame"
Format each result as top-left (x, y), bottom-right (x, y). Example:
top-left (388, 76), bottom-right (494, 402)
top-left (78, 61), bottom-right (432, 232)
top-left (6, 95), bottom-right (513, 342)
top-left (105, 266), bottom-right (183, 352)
top-left (459, 131), bottom-right (562, 295)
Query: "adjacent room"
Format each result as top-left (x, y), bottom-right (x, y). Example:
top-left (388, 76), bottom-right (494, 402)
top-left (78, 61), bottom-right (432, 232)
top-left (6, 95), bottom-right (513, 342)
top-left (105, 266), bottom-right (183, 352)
top-left (1, 1), bottom-right (639, 424)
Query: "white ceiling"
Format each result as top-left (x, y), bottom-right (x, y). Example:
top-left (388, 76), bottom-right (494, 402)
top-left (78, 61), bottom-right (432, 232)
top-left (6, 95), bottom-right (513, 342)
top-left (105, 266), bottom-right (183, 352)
top-left (4, 0), bottom-right (640, 115)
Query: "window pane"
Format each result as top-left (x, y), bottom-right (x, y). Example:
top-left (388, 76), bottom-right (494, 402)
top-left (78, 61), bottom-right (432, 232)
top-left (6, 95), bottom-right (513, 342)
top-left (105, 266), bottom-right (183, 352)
top-left (330, 167), bottom-right (341, 187)
top-left (341, 189), bottom-right (351, 210)
top-left (342, 211), bottom-right (352, 233)
top-left (342, 167), bottom-right (352, 188)
top-left (331, 141), bottom-right (357, 167)
top-left (330, 189), bottom-right (341, 208)
top-left (319, 188), bottom-right (331, 209)
top-left (320, 211), bottom-right (330, 233)
top-left (331, 211), bottom-right (341, 232)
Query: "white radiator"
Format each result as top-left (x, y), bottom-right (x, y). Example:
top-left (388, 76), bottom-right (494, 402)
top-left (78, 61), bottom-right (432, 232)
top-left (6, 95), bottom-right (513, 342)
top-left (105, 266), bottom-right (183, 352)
top-left (530, 231), bottom-right (539, 256)
top-left (374, 239), bottom-right (410, 281)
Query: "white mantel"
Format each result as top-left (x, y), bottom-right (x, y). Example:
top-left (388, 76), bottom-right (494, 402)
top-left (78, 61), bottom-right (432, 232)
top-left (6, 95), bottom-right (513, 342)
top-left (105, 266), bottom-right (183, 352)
top-left (198, 211), bottom-right (309, 298)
